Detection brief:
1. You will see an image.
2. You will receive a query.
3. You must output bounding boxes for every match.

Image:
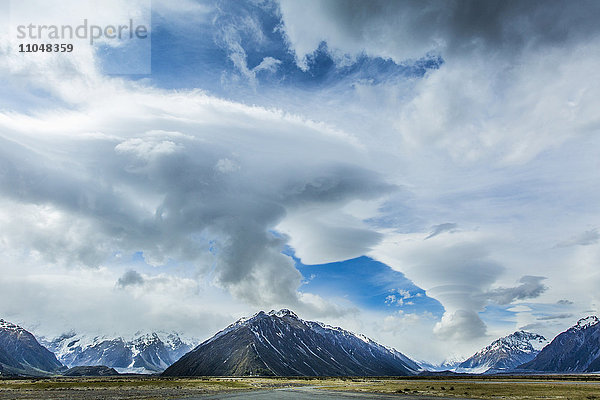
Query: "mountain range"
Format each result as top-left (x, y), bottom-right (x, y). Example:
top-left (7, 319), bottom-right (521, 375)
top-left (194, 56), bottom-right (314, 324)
top-left (163, 309), bottom-right (420, 376)
top-left (3, 312), bottom-right (600, 377)
top-left (42, 331), bottom-right (196, 373)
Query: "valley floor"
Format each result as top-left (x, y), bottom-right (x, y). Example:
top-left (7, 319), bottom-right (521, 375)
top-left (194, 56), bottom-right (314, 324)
top-left (1, 375), bottom-right (600, 399)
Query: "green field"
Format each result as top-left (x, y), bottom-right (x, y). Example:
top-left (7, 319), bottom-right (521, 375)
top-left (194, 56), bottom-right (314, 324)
top-left (1, 375), bottom-right (600, 399)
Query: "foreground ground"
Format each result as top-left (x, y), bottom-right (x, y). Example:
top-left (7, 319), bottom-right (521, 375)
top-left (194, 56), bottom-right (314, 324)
top-left (0, 375), bottom-right (599, 399)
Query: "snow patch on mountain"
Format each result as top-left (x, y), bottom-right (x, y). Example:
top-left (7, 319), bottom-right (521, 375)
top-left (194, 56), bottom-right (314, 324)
top-left (43, 331), bottom-right (199, 374)
top-left (573, 316), bottom-right (600, 331)
top-left (419, 356), bottom-right (465, 372)
top-left (0, 319), bottom-right (26, 334)
top-left (456, 331), bottom-right (548, 373)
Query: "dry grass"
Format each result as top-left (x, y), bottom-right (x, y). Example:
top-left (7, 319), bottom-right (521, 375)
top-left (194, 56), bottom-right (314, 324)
top-left (314, 377), bottom-right (600, 399)
top-left (0, 376), bottom-right (259, 399)
top-left (1, 375), bottom-right (600, 399)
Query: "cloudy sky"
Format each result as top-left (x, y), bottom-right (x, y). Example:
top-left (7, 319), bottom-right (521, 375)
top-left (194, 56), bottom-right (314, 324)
top-left (1, 0), bottom-right (600, 363)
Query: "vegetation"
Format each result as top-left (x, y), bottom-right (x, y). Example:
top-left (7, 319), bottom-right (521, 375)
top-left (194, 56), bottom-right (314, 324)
top-left (1, 375), bottom-right (600, 399)
top-left (315, 376), bottom-right (600, 399)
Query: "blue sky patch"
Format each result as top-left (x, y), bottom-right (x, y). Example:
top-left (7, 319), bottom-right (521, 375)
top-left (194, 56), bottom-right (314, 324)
top-left (143, 0), bottom-right (441, 98)
top-left (290, 252), bottom-right (444, 316)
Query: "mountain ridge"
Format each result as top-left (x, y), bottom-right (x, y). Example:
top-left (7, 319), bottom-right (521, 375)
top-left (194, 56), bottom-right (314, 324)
top-left (518, 316), bottom-right (600, 372)
top-left (163, 309), bottom-right (420, 377)
top-left (4, 313), bottom-right (600, 377)
top-left (43, 330), bottom-right (197, 373)
top-left (0, 319), bottom-right (63, 376)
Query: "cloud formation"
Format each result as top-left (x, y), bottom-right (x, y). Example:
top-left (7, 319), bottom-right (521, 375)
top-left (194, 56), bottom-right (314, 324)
top-left (434, 309), bottom-right (487, 341)
top-left (279, 0), bottom-right (600, 64)
top-left (276, 0), bottom-right (600, 354)
top-left (425, 223), bottom-right (457, 240)
top-left (0, 54), bottom-right (393, 316)
top-left (556, 229), bottom-right (600, 248)
top-left (536, 313), bottom-right (574, 321)
top-left (116, 270), bottom-right (145, 288)
top-left (1, 0), bottom-right (600, 362)
top-left (484, 276), bottom-right (548, 305)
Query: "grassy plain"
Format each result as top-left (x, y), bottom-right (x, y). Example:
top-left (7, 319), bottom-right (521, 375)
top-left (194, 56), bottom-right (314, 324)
top-left (0, 376), bottom-right (263, 399)
top-left (315, 375), bottom-right (600, 399)
top-left (1, 375), bottom-right (600, 399)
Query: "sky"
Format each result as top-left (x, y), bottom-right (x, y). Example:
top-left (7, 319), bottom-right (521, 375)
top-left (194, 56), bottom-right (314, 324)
top-left (0, 0), bottom-right (600, 363)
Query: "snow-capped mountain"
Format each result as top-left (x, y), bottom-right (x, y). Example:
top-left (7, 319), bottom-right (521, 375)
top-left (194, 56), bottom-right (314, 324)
top-left (518, 316), bottom-right (600, 372)
top-left (43, 331), bottom-right (197, 373)
top-left (418, 357), bottom-right (465, 372)
top-left (456, 331), bottom-right (548, 373)
top-left (0, 319), bottom-right (63, 376)
top-left (163, 309), bottom-right (420, 377)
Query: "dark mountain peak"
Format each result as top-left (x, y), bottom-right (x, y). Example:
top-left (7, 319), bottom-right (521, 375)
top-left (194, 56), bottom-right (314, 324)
top-left (163, 309), bottom-right (419, 377)
top-left (235, 310), bottom-right (267, 325)
top-left (0, 318), bottom-right (63, 375)
top-left (571, 316), bottom-right (599, 332)
top-left (268, 309), bottom-right (299, 319)
top-left (514, 330), bottom-right (546, 339)
top-left (0, 319), bottom-right (27, 334)
top-left (518, 316), bottom-right (600, 372)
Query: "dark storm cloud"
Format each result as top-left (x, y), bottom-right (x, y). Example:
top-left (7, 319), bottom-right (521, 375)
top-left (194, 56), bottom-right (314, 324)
top-left (557, 299), bottom-right (574, 305)
top-left (116, 270), bottom-right (145, 288)
top-left (281, 0), bottom-right (600, 62)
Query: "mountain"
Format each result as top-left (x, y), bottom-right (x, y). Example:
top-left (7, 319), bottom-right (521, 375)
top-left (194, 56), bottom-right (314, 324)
top-left (163, 309), bottom-right (420, 377)
top-left (456, 331), bottom-right (548, 373)
top-left (518, 316), bottom-right (600, 372)
top-left (44, 331), bottom-right (196, 373)
top-left (419, 357), bottom-right (464, 372)
top-left (0, 319), bottom-right (63, 376)
top-left (63, 365), bottom-right (119, 376)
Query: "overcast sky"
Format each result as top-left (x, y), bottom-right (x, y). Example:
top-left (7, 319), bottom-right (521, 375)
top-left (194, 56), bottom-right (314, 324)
top-left (1, 0), bottom-right (600, 363)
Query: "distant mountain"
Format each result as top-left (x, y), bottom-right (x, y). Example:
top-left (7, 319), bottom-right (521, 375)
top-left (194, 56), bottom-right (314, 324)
top-left (44, 331), bottom-right (196, 373)
top-left (419, 358), bottom-right (464, 372)
top-left (63, 365), bottom-right (119, 376)
top-left (518, 316), bottom-right (600, 372)
top-left (0, 319), bottom-right (63, 376)
top-left (456, 331), bottom-right (548, 373)
top-left (163, 309), bottom-right (420, 377)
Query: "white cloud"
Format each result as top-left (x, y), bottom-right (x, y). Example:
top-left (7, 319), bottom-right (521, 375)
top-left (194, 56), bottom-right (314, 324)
top-left (1, 0), bottom-right (600, 363)
top-left (275, 0), bottom-right (600, 354)
top-left (434, 310), bottom-right (487, 341)
top-left (556, 228), bottom-right (600, 248)
top-left (215, 158), bottom-right (240, 174)
top-left (0, 33), bottom-right (392, 334)
top-left (277, 205), bottom-right (386, 265)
